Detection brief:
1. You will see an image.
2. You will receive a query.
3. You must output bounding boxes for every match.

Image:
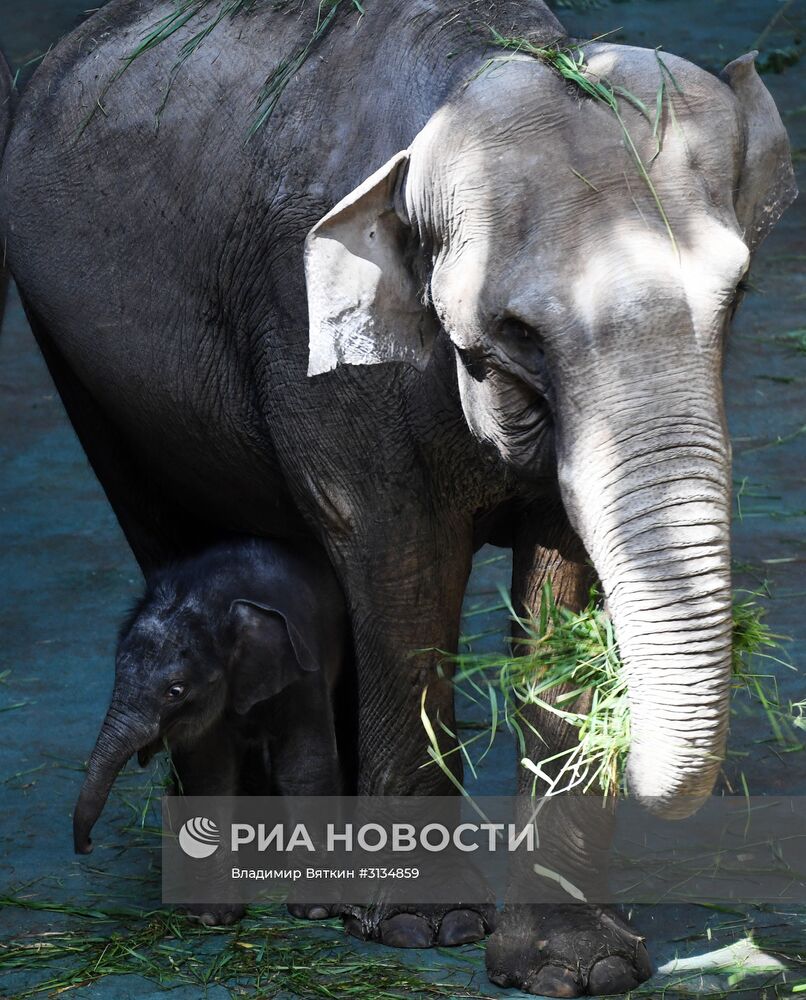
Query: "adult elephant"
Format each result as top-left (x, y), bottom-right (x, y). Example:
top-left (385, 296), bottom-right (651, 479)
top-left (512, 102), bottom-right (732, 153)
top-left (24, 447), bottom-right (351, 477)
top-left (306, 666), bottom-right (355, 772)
top-left (1, 0), bottom-right (795, 994)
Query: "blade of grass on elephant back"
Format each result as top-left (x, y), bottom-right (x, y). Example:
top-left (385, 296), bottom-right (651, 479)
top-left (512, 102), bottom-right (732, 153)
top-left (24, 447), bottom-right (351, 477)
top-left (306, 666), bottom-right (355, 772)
top-left (80, 0), bottom-right (366, 137)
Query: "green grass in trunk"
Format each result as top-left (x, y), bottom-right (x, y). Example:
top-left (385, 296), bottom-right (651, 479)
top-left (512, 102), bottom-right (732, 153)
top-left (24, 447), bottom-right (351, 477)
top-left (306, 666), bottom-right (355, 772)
top-left (424, 583), bottom-right (799, 798)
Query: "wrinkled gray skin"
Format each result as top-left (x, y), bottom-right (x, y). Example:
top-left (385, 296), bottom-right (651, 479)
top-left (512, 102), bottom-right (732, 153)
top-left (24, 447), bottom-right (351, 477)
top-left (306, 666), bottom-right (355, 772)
top-left (0, 0), bottom-right (796, 994)
top-left (0, 53), bottom-right (8, 150)
top-left (0, 53), bottom-right (12, 324)
top-left (73, 537), bottom-right (347, 926)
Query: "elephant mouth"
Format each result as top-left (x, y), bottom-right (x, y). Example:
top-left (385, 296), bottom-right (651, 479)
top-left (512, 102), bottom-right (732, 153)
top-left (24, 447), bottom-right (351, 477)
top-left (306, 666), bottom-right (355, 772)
top-left (137, 739), bottom-right (163, 767)
top-left (455, 352), bottom-right (555, 480)
top-left (487, 385), bottom-right (555, 479)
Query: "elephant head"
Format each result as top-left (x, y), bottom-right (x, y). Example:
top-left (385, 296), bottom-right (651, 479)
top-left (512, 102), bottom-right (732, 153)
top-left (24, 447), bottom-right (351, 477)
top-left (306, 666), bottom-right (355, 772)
top-left (305, 45), bottom-right (796, 818)
top-left (73, 563), bottom-right (318, 854)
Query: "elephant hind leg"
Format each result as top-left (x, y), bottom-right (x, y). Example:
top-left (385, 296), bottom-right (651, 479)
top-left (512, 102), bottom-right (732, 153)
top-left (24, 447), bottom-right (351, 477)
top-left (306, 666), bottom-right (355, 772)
top-left (510, 498), bottom-right (596, 766)
top-left (21, 301), bottom-right (214, 574)
top-left (487, 500), bottom-right (652, 997)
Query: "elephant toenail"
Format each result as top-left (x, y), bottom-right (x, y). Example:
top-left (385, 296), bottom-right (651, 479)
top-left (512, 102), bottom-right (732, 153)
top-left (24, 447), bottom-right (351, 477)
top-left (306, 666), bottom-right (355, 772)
top-left (380, 913), bottom-right (433, 948)
top-left (200, 912), bottom-right (217, 926)
top-left (588, 956), bottom-right (641, 995)
top-left (437, 908), bottom-right (486, 946)
top-left (307, 905), bottom-right (330, 920)
top-left (488, 970), bottom-right (511, 988)
top-left (528, 963), bottom-right (582, 998)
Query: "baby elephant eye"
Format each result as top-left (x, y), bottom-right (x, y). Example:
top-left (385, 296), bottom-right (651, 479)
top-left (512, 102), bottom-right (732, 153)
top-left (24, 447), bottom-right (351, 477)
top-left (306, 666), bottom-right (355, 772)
top-left (166, 683), bottom-right (187, 700)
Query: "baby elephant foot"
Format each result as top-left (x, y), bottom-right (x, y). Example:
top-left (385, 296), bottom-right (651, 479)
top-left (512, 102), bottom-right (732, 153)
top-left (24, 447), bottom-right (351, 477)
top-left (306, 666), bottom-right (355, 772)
top-left (182, 902), bottom-right (246, 927)
top-left (486, 904), bottom-right (652, 997)
top-left (342, 902), bottom-right (496, 948)
top-left (287, 902), bottom-right (339, 920)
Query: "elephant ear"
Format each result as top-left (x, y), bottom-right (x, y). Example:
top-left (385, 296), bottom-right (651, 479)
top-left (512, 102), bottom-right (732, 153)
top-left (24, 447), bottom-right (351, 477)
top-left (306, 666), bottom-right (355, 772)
top-left (305, 150), bottom-right (437, 376)
top-left (720, 51), bottom-right (797, 252)
top-left (229, 599), bottom-right (318, 715)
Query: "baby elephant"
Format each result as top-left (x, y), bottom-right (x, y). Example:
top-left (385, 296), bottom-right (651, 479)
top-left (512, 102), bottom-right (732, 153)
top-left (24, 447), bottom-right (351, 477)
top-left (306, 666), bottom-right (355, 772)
top-left (73, 538), bottom-right (348, 857)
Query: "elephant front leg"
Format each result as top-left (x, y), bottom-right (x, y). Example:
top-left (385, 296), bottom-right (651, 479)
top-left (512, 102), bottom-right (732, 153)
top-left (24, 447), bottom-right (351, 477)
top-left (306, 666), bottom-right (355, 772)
top-left (328, 512), bottom-right (495, 947)
top-left (267, 675), bottom-right (343, 797)
top-left (486, 503), bottom-right (652, 997)
top-left (487, 794), bottom-right (650, 996)
top-left (169, 718), bottom-right (241, 797)
top-left (265, 679), bottom-right (345, 922)
top-left (169, 723), bottom-right (246, 927)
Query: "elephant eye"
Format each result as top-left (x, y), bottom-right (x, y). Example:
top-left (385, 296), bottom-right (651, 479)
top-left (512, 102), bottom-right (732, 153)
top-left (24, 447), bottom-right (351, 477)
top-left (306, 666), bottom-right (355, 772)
top-left (166, 683), bottom-right (187, 700)
top-left (500, 318), bottom-right (544, 350)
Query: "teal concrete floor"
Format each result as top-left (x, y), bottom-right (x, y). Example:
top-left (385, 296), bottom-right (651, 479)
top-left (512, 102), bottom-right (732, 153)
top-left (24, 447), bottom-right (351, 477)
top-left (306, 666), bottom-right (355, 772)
top-left (0, 0), bottom-right (804, 996)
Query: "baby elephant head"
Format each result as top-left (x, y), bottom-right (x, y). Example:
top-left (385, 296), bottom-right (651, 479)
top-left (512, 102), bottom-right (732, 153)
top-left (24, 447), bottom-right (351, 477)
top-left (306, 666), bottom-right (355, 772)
top-left (73, 579), bottom-right (318, 855)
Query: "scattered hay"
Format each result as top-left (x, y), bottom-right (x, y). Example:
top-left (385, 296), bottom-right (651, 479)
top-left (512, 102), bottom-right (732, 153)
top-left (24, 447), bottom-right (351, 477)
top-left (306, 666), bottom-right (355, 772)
top-left (0, 898), bottom-right (488, 998)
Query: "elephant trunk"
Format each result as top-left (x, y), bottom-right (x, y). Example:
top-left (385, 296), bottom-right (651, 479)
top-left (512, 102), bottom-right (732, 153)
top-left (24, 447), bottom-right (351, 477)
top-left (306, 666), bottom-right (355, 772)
top-left (558, 374), bottom-right (732, 819)
top-left (73, 698), bottom-right (157, 854)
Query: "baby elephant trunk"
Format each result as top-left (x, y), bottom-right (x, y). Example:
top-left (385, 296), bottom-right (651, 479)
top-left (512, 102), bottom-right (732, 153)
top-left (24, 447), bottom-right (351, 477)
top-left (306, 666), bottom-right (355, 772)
top-left (73, 700), bottom-right (157, 854)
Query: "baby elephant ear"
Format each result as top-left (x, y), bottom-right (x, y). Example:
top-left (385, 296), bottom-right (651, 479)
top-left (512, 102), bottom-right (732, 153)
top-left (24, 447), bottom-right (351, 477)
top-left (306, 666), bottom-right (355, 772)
top-left (720, 51), bottom-right (797, 252)
top-left (229, 600), bottom-right (318, 716)
top-left (305, 150), bottom-right (437, 376)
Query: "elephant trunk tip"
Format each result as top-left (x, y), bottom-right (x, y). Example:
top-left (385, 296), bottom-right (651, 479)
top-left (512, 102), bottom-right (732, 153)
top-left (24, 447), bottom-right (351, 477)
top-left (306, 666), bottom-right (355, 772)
top-left (74, 835), bottom-right (94, 856)
top-left (73, 811), bottom-right (95, 855)
top-left (72, 702), bottom-right (157, 857)
top-left (628, 784), bottom-right (712, 821)
top-left (626, 740), bottom-right (724, 820)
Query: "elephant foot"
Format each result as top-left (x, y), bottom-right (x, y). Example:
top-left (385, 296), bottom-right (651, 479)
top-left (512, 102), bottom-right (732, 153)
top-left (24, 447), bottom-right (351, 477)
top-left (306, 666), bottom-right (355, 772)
top-left (182, 902), bottom-right (246, 927)
top-left (287, 902), bottom-right (338, 920)
top-left (342, 901), bottom-right (496, 948)
top-left (486, 904), bottom-right (652, 997)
